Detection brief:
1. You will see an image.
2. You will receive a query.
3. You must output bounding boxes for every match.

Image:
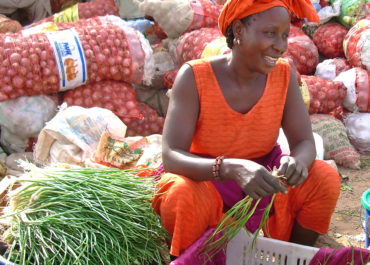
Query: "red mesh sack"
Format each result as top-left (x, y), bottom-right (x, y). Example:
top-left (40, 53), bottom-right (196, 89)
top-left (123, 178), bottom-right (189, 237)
top-left (0, 21), bottom-right (153, 102)
top-left (125, 103), bottom-right (165, 137)
top-left (176, 27), bottom-right (224, 64)
top-left (331, 58), bottom-right (351, 75)
top-left (343, 18), bottom-right (370, 70)
top-left (164, 69), bottom-right (179, 89)
top-left (0, 15), bottom-right (22, 34)
top-left (313, 23), bottom-right (348, 58)
top-left (283, 34), bottom-right (319, 74)
top-left (301, 75), bottom-right (346, 114)
top-left (31, 0), bottom-right (118, 26)
top-left (289, 24), bottom-right (306, 37)
top-left (50, 0), bottom-right (80, 13)
top-left (63, 81), bottom-right (142, 124)
top-left (139, 0), bottom-right (222, 38)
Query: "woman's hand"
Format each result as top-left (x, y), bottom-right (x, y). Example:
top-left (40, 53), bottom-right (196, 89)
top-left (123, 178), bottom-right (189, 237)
top-left (278, 156), bottom-right (308, 188)
top-left (222, 159), bottom-right (288, 200)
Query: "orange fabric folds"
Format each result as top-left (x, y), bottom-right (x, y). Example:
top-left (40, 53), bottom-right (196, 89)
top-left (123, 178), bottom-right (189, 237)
top-left (218, 0), bottom-right (320, 35)
top-left (152, 173), bottom-right (224, 256)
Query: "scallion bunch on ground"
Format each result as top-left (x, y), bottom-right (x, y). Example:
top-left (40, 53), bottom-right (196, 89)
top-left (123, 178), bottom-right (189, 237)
top-left (1, 164), bottom-right (168, 265)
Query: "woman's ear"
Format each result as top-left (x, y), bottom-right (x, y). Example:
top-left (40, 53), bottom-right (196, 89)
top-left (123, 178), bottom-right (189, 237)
top-left (232, 19), bottom-right (244, 40)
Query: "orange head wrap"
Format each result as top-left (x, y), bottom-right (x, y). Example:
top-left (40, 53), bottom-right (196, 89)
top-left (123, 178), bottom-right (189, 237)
top-left (218, 0), bottom-right (320, 36)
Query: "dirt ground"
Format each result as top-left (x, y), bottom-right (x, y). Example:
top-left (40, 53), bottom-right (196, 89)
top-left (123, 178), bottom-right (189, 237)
top-left (314, 153), bottom-right (370, 250)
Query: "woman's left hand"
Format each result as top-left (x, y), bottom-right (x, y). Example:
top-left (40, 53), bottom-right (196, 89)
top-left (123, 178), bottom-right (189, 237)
top-left (277, 156), bottom-right (308, 188)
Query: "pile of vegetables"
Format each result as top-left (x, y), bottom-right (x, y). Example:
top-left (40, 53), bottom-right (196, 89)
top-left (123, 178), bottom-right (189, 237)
top-left (0, 21), bottom-right (153, 102)
top-left (313, 23), bottom-right (348, 58)
top-left (63, 80), bottom-right (143, 123)
top-left (2, 164), bottom-right (168, 265)
top-left (32, 0), bottom-right (119, 25)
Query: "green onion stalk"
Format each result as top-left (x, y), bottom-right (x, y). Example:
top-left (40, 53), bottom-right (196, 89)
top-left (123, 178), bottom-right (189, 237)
top-left (1, 163), bottom-right (168, 265)
top-left (202, 168), bottom-right (285, 260)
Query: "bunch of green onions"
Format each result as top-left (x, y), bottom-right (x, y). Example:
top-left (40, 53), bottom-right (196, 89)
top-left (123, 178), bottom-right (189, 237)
top-left (203, 168), bottom-right (285, 259)
top-left (1, 164), bottom-right (168, 265)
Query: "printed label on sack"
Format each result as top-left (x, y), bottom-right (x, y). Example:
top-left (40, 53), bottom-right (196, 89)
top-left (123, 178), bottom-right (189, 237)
top-left (22, 22), bottom-right (59, 36)
top-left (46, 29), bottom-right (87, 91)
top-left (53, 4), bottom-right (79, 23)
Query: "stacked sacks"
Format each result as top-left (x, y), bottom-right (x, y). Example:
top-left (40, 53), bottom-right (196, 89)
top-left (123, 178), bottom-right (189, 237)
top-left (139, 0), bottom-right (222, 38)
top-left (0, 18), bottom-right (154, 102)
top-left (313, 23), bottom-right (348, 58)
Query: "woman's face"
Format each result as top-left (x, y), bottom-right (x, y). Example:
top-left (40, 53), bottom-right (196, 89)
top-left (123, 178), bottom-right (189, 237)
top-left (234, 6), bottom-right (290, 74)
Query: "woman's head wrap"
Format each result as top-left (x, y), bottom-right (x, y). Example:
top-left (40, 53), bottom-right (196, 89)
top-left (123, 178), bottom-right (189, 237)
top-left (218, 0), bottom-right (319, 36)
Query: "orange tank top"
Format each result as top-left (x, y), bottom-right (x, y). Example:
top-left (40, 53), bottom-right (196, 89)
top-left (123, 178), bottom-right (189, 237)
top-left (188, 58), bottom-right (290, 159)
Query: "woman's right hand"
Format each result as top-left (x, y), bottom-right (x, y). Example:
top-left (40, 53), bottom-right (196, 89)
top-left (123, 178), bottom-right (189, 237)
top-left (221, 159), bottom-right (288, 199)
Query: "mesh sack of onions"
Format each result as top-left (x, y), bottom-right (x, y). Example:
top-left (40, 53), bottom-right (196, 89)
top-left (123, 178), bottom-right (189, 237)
top-left (163, 69), bottom-right (179, 89)
top-left (301, 75), bottom-right (346, 114)
top-left (176, 27), bottom-right (225, 65)
top-left (63, 81), bottom-right (142, 124)
top-left (283, 34), bottom-right (319, 75)
top-left (343, 18), bottom-right (370, 70)
top-left (315, 58), bottom-right (351, 80)
top-left (126, 103), bottom-right (165, 137)
top-left (50, 0), bottom-right (80, 13)
top-left (29, 0), bottom-right (118, 26)
top-left (313, 23), bottom-right (348, 58)
top-left (0, 21), bottom-right (153, 102)
top-left (289, 24), bottom-right (306, 37)
top-left (335, 67), bottom-right (370, 112)
top-left (310, 114), bottom-right (361, 169)
top-left (0, 15), bottom-right (22, 33)
top-left (139, 0), bottom-right (222, 38)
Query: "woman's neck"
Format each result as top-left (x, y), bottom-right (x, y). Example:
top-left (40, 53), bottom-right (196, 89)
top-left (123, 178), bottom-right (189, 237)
top-left (226, 53), bottom-right (261, 88)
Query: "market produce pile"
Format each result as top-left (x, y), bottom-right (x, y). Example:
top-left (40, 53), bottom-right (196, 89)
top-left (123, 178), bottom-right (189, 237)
top-left (0, 0), bottom-right (370, 264)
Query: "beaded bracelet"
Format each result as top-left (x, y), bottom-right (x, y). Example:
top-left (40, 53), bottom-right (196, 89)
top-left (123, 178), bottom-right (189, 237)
top-left (212, 155), bottom-right (225, 181)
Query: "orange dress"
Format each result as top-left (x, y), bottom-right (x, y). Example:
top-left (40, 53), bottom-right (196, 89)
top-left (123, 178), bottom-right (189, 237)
top-left (152, 58), bottom-right (340, 256)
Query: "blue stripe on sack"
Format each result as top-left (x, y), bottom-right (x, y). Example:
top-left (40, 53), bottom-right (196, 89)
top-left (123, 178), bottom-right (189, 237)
top-left (74, 35), bottom-right (86, 83)
top-left (53, 40), bottom-right (66, 88)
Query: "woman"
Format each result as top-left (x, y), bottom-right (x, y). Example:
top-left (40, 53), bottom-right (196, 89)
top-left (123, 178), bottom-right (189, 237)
top-left (152, 0), bottom-right (341, 260)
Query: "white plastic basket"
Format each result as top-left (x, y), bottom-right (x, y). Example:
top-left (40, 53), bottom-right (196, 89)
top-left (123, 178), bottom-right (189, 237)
top-left (226, 229), bottom-right (319, 265)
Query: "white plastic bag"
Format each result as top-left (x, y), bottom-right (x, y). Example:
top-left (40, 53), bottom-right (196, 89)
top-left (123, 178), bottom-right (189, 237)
top-left (0, 127), bottom-right (29, 154)
top-left (334, 68), bottom-right (357, 111)
top-left (34, 104), bottom-right (127, 165)
top-left (344, 113), bottom-right (370, 152)
top-left (0, 95), bottom-right (58, 139)
top-left (317, 1), bottom-right (341, 24)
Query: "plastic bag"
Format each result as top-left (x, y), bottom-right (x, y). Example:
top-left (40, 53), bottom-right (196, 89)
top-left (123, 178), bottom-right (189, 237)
top-left (63, 80), bottom-right (142, 124)
top-left (343, 18), bottom-right (370, 70)
top-left (344, 113), bottom-right (370, 152)
top-left (330, 0), bottom-right (366, 28)
top-left (310, 114), bottom-right (361, 169)
top-left (317, 1), bottom-right (341, 24)
top-left (283, 34), bottom-right (319, 74)
top-left (151, 44), bottom-right (176, 89)
top-left (301, 75), bottom-right (346, 114)
top-left (335, 67), bottom-right (370, 112)
top-left (139, 0), bottom-right (222, 38)
top-left (34, 105), bottom-right (127, 165)
top-left (0, 127), bottom-right (29, 154)
top-left (0, 15), bottom-right (22, 33)
top-left (313, 23), bottom-right (348, 58)
top-left (116, 0), bottom-right (144, 19)
top-left (0, 95), bottom-right (58, 139)
top-left (0, 18), bottom-right (154, 102)
top-left (315, 58), bottom-right (351, 80)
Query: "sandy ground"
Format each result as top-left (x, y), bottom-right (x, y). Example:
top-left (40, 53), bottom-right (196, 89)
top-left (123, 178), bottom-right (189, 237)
top-left (314, 153), bottom-right (370, 250)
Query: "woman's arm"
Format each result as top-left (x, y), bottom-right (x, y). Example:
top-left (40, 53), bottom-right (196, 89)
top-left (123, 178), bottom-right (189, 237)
top-left (162, 64), bottom-right (219, 181)
top-left (280, 67), bottom-right (316, 187)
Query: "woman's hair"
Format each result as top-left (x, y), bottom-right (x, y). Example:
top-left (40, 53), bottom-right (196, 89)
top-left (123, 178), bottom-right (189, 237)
top-left (225, 16), bottom-right (253, 49)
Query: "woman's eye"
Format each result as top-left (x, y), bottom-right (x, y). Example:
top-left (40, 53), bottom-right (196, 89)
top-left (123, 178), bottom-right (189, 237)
top-left (265, 31), bottom-right (275, 37)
